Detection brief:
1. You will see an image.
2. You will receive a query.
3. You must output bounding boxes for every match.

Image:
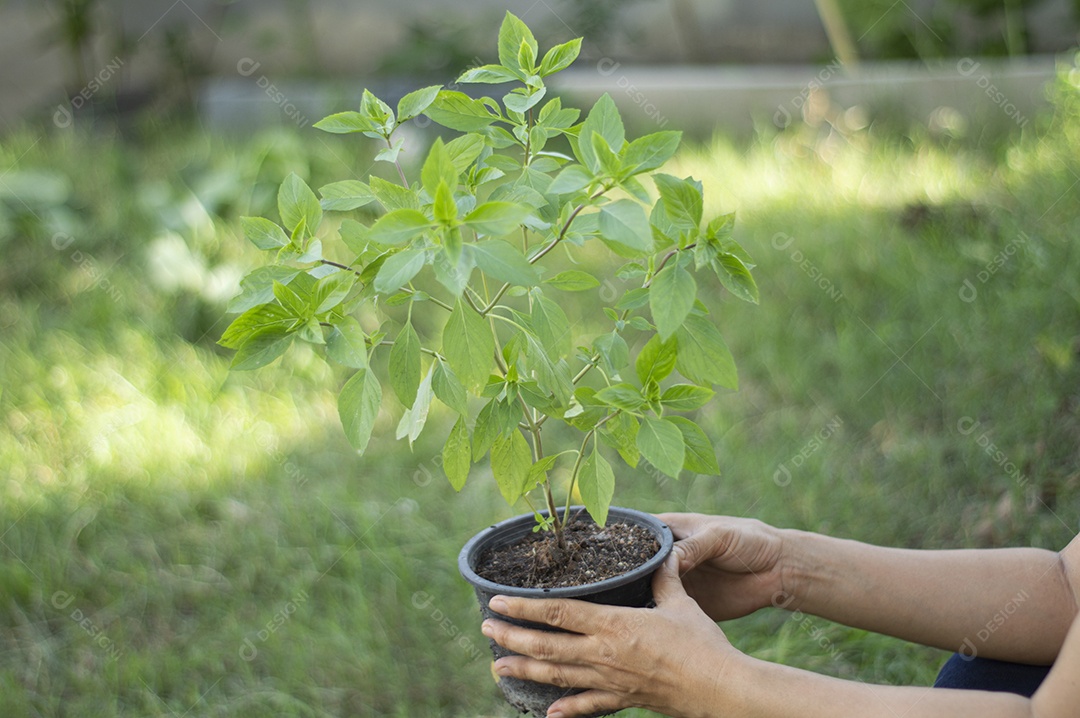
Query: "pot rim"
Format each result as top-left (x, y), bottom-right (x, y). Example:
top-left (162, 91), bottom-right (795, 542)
top-left (457, 505), bottom-right (674, 598)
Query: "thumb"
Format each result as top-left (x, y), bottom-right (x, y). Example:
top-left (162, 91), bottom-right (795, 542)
top-left (672, 530), bottom-right (716, 574)
top-left (652, 553), bottom-right (688, 605)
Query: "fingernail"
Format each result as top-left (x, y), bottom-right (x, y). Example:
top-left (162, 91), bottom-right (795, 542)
top-left (489, 595), bottom-right (509, 613)
top-left (495, 662), bottom-right (510, 676)
top-left (547, 710), bottom-right (564, 718)
top-left (481, 621), bottom-right (494, 637)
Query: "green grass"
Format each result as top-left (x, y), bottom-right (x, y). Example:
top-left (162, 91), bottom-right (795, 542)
top-left (2, 67), bottom-right (1079, 716)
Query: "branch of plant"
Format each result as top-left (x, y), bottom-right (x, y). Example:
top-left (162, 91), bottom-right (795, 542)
top-left (386, 135), bottom-right (409, 189)
top-left (479, 188), bottom-right (609, 317)
top-left (319, 259), bottom-right (363, 277)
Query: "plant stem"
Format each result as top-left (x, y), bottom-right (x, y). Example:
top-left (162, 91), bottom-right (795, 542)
top-left (563, 429), bottom-right (595, 523)
top-left (399, 287), bottom-right (453, 312)
top-left (479, 188), bottom-right (608, 317)
top-left (319, 259), bottom-right (362, 277)
top-left (387, 137), bottom-right (409, 188)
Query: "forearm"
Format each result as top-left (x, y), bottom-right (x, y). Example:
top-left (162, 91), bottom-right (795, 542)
top-left (719, 656), bottom-right (1031, 718)
top-left (780, 530), bottom-right (1076, 663)
top-left (711, 613), bottom-right (1080, 718)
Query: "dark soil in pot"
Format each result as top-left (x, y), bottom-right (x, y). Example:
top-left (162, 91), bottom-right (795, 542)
top-left (458, 506), bottom-right (673, 717)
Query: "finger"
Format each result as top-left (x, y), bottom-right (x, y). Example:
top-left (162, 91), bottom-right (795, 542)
top-left (546, 689), bottom-right (628, 718)
top-left (670, 529), bottom-right (722, 574)
top-left (488, 595), bottom-right (608, 634)
top-left (492, 655), bottom-right (599, 690)
top-left (655, 512), bottom-right (698, 540)
top-left (483, 618), bottom-right (589, 663)
top-left (651, 553), bottom-right (689, 605)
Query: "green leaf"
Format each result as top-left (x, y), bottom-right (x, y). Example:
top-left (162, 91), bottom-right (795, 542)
top-left (711, 253), bottom-right (760, 304)
top-left (595, 383), bottom-right (646, 411)
top-left (472, 398), bottom-right (508, 461)
top-left (318, 180), bottom-right (376, 211)
top-left (622, 131), bottom-right (682, 175)
top-left (667, 416), bottom-right (720, 475)
top-left (433, 244), bottom-right (476, 296)
top-left (599, 200), bottom-right (653, 255)
top-left (313, 111), bottom-right (380, 134)
top-left (231, 327), bottom-right (292, 371)
top-left (472, 240), bottom-right (539, 286)
top-left (359, 89), bottom-right (395, 133)
top-left (421, 138), bottom-right (458, 197)
top-left (544, 270), bottom-right (599, 292)
top-left (650, 261), bottom-right (697, 341)
top-left (388, 321), bottom-right (422, 406)
top-left (491, 430), bottom-right (532, 505)
top-left (240, 216), bottom-right (289, 250)
top-left (653, 174), bottom-right (703, 231)
top-left (374, 252), bottom-right (424, 296)
top-left (548, 164), bottom-right (594, 195)
top-left (444, 133), bottom-right (486, 174)
top-left (591, 131), bottom-right (622, 178)
top-left (457, 64), bottom-right (519, 84)
top-left (539, 38), bottom-right (582, 76)
top-left (313, 271), bottom-right (356, 313)
top-left (228, 266), bottom-right (300, 314)
top-left (636, 334), bottom-right (677, 386)
top-left (432, 181), bottom-right (457, 226)
top-left (338, 368), bottom-right (383, 454)
top-left (525, 454), bottom-right (559, 493)
top-left (443, 299), bottom-right (494, 391)
top-left (395, 363), bottom-right (434, 447)
top-left (637, 415), bottom-right (685, 478)
top-left (660, 384), bottom-right (714, 411)
top-left (521, 333), bottom-right (572, 405)
top-left (600, 412), bottom-right (640, 468)
top-left (674, 313), bottom-right (738, 389)
top-left (530, 293), bottom-right (573, 358)
top-left (397, 85), bottom-right (442, 122)
top-left (578, 446), bottom-right (615, 526)
top-left (370, 176), bottom-right (420, 212)
top-left (219, 302), bottom-right (292, 348)
top-left (433, 358), bottom-right (468, 415)
top-left (575, 94), bottom-right (624, 174)
top-left (367, 209), bottom-right (431, 246)
top-left (424, 90), bottom-right (498, 132)
top-left (498, 12), bottom-right (537, 75)
top-left (594, 331), bottom-right (629, 375)
top-left (463, 202), bottom-right (531, 237)
top-left (443, 416), bottom-right (471, 491)
top-left (327, 317), bottom-right (367, 369)
top-left (517, 37), bottom-right (537, 74)
top-left (616, 287), bottom-right (649, 311)
top-left (503, 86), bottom-right (545, 114)
top-left (278, 173), bottom-right (323, 235)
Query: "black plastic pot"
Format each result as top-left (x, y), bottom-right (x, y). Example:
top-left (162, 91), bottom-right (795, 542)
top-left (458, 506), bottom-right (674, 717)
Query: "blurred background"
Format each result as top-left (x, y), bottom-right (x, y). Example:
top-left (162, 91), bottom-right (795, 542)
top-left (1, 1), bottom-right (1078, 716)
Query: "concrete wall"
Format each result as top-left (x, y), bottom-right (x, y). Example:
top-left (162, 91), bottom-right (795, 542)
top-left (1, 0), bottom-right (1075, 130)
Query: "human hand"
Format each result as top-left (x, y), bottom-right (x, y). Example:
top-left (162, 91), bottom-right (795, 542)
top-left (658, 513), bottom-right (787, 621)
top-left (481, 554), bottom-right (741, 718)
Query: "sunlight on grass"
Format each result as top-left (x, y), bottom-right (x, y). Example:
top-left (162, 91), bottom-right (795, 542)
top-left (1, 59), bottom-right (1078, 716)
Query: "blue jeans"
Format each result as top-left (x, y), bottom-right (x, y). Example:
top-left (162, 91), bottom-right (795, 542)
top-left (934, 654), bottom-right (1052, 697)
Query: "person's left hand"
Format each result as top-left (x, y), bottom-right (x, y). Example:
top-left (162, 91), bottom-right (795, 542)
top-left (481, 554), bottom-right (741, 718)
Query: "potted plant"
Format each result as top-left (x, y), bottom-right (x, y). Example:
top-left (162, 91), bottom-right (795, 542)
top-left (220, 13), bottom-right (758, 715)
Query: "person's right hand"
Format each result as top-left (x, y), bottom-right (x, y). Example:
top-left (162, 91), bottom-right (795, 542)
top-left (656, 513), bottom-right (789, 622)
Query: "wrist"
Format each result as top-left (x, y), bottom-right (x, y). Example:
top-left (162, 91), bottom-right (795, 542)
top-left (776, 528), bottom-right (822, 612)
top-left (704, 650), bottom-right (767, 718)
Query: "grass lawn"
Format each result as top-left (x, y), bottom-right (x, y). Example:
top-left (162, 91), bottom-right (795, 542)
top-left (1, 66), bottom-right (1079, 716)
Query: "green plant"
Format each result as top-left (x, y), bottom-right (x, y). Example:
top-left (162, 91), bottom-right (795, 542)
top-left (219, 13), bottom-right (758, 549)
